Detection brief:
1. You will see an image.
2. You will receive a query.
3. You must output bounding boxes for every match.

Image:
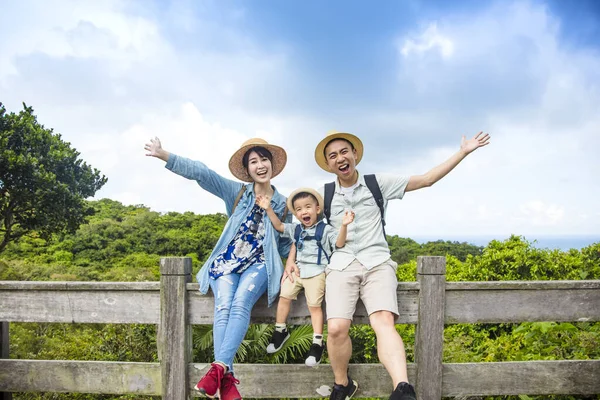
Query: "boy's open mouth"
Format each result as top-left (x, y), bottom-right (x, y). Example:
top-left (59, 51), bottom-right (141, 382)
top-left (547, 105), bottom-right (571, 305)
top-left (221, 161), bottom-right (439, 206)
top-left (302, 216), bottom-right (311, 224)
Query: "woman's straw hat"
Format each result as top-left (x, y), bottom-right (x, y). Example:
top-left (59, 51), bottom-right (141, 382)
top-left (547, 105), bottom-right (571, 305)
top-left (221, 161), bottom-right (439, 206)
top-left (314, 130), bottom-right (363, 172)
top-left (229, 138), bottom-right (287, 182)
top-left (286, 187), bottom-right (324, 214)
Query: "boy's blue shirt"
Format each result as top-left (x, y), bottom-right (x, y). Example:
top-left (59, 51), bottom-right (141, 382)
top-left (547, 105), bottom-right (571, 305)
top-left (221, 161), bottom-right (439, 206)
top-left (165, 154), bottom-right (292, 306)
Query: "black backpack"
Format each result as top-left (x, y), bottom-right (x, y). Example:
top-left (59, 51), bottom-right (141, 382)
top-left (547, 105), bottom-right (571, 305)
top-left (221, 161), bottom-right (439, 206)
top-left (293, 221), bottom-right (330, 265)
top-left (323, 174), bottom-right (386, 238)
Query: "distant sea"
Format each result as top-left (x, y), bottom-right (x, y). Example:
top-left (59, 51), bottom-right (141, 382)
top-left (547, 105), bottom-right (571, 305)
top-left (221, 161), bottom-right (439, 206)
top-left (411, 235), bottom-right (600, 251)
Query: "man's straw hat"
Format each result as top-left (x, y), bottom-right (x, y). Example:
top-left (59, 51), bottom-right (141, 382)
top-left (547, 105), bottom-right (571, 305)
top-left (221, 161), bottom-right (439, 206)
top-left (228, 138), bottom-right (287, 182)
top-left (314, 130), bottom-right (364, 172)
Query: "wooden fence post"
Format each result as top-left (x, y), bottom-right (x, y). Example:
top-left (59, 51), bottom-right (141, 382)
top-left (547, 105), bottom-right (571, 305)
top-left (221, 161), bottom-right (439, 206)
top-left (415, 256), bottom-right (446, 400)
top-left (1, 322), bottom-right (11, 400)
top-left (159, 257), bottom-right (192, 400)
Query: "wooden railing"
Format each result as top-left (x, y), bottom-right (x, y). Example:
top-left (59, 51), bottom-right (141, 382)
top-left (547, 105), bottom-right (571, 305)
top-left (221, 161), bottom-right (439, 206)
top-left (0, 256), bottom-right (599, 399)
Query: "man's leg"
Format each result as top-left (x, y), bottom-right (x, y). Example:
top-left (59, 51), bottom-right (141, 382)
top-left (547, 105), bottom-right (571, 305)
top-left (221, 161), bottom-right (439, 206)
top-left (369, 310), bottom-right (408, 387)
top-left (327, 318), bottom-right (353, 385)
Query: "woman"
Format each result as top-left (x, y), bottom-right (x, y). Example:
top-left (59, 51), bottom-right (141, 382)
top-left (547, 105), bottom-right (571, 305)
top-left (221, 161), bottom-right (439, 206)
top-left (145, 137), bottom-right (291, 400)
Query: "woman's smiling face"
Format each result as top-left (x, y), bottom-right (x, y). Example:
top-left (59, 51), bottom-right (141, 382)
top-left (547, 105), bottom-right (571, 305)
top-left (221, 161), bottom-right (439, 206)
top-left (245, 150), bottom-right (273, 183)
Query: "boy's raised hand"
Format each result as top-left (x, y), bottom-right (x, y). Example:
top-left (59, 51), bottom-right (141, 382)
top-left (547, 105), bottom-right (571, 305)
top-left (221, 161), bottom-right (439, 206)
top-left (255, 194), bottom-right (271, 210)
top-left (342, 210), bottom-right (355, 226)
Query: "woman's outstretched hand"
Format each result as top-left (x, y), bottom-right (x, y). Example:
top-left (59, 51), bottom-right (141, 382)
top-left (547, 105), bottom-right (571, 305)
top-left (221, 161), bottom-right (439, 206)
top-left (144, 137), bottom-right (169, 161)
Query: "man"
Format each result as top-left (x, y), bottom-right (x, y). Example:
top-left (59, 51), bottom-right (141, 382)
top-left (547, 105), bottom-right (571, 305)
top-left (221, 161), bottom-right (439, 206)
top-left (285, 130), bottom-right (489, 400)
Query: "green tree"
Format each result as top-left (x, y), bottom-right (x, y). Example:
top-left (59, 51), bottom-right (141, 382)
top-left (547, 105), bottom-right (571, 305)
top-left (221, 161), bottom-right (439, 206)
top-left (0, 102), bottom-right (107, 252)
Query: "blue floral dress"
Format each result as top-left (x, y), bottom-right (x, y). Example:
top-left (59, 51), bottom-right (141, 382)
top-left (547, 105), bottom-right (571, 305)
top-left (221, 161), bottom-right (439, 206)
top-left (209, 204), bottom-right (266, 279)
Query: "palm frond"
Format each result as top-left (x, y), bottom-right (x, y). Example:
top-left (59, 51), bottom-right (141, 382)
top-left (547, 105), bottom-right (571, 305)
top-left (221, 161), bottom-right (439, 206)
top-left (270, 324), bottom-right (315, 364)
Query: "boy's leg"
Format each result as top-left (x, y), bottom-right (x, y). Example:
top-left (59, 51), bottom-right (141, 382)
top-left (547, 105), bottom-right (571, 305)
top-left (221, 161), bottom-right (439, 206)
top-left (304, 273), bottom-right (326, 366)
top-left (362, 259), bottom-right (410, 390)
top-left (266, 277), bottom-right (301, 353)
top-left (304, 272), bottom-right (326, 334)
top-left (275, 297), bottom-right (292, 324)
top-left (307, 305), bottom-right (324, 335)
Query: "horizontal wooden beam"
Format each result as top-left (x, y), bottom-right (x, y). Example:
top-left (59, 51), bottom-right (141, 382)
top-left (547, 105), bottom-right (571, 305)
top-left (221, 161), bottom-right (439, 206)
top-left (446, 287), bottom-right (600, 323)
top-left (0, 289), bottom-right (160, 324)
top-left (443, 360), bottom-right (600, 396)
top-left (1, 281), bottom-right (598, 324)
top-left (0, 360), bottom-right (160, 394)
top-left (2, 360), bottom-right (598, 397)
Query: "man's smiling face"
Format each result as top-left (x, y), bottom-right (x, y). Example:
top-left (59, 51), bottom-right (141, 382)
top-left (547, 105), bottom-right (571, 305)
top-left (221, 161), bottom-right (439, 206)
top-left (324, 139), bottom-right (358, 180)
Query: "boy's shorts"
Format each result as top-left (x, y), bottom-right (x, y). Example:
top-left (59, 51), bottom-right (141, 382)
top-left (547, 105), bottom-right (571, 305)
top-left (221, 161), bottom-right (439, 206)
top-left (280, 272), bottom-right (326, 307)
top-left (325, 258), bottom-right (398, 320)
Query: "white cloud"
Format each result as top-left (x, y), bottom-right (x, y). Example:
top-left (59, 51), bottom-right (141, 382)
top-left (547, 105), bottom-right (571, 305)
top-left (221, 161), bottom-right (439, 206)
top-left (516, 201), bottom-right (565, 226)
top-left (400, 23), bottom-right (454, 58)
top-left (376, 1), bottom-right (600, 236)
top-left (1, 0), bottom-right (598, 240)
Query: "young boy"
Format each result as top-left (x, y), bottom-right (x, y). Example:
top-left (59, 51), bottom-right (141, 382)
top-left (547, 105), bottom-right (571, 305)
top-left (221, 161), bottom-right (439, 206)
top-left (256, 187), bottom-right (354, 366)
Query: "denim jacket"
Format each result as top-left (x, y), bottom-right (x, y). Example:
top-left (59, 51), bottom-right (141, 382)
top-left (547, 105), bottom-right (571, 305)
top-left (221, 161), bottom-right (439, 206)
top-left (165, 154), bottom-right (292, 306)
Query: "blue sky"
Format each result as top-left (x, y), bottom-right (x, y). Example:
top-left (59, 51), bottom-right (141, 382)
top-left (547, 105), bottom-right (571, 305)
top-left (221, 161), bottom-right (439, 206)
top-left (1, 0), bottom-right (599, 238)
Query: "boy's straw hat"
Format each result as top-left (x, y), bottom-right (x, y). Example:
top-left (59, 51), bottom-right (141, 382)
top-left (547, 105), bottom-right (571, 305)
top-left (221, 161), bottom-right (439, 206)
top-left (229, 138), bottom-right (287, 182)
top-left (287, 187), bottom-right (324, 214)
top-left (314, 130), bottom-right (364, 172)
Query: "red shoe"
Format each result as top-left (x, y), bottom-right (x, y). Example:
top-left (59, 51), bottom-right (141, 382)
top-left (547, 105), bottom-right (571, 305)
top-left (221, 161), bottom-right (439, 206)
top-left (194, 362), bottom-right (225, 398)
top-left (220, 372), bottom-right (242, 400)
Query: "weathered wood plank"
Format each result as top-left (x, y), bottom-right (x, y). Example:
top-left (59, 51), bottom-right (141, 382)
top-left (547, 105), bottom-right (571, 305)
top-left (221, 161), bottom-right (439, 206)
top-left (446, 288), bottom-right (600, 323)
top-left (2, 360), bottom-right (598, 397)
top-left (0, 360), bottom-right (161, 394)
top-left (446, 280), bottom-right (600, 290)
top-left (0, 322), bottom-right (10, 400)
top-left (2, 281), bottom-right (598, 325)
top-left (187, 285), bottom-right (420, 325)
top-left (415, 256), bottom-right (445, 400)
top-left (159, 258), bottom-right (192, 400)
top-left (443, 360), bottom-right (600, 396)
top-left (189, 363), bottom-right (417, 398)
top-left (0, 281), bottom-right (160, 291)
top-left (0, 290), bottom-right (160, 324)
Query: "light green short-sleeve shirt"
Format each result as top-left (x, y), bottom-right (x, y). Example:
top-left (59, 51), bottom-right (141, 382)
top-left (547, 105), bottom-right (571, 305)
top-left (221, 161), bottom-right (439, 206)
top-left (282, 221), bottom-right (338, 278)
top-left (318, 172), bottom-right (409, 271)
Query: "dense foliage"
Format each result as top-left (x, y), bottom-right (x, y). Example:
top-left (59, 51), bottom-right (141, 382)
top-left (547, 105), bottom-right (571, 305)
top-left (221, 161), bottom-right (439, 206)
top-left (0, 103), bottom-right (107, 253)
top-left (1, 199), bottom-right (598, 400)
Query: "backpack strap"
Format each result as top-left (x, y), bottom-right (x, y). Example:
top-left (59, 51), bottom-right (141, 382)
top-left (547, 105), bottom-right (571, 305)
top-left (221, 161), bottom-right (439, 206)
top-left (231, 185), bottom-right (246, 215)
top-left (364, 174), bottom-right (386, 238)
top-left (294, 224), bottom-right (303, 244)
top-left (323, 182), bottom-right (335, 223)
top-left (314, 221), bottom-right (330, 265)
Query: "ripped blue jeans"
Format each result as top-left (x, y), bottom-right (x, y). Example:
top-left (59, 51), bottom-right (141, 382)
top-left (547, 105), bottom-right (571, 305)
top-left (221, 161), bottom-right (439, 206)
top-left (209, 262), bottom-right (268, 372)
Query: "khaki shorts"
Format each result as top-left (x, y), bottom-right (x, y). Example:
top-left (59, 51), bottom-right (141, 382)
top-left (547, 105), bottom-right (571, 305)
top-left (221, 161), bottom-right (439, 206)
top-left (325, 259), bottom-right (398, 320)
top-left (280, 272), bottom-right (326, 307)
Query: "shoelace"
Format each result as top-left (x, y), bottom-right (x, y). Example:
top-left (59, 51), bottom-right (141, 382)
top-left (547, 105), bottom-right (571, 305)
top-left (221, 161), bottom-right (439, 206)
top-left (222, 374), bottom-right (240, 391)
top-left (209, 363), bottom-right (224, 386)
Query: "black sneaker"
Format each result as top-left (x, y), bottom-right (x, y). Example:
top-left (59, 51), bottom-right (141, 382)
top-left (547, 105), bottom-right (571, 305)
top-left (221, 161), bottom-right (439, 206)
top-left (304, 342), bottom-right (325, 366)
top-left (329, 377), bottom-right (358, 400)
top-left (389, 382), bottom-right (416, 400)
top-left (266, 328), bottom-right (290, 353)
